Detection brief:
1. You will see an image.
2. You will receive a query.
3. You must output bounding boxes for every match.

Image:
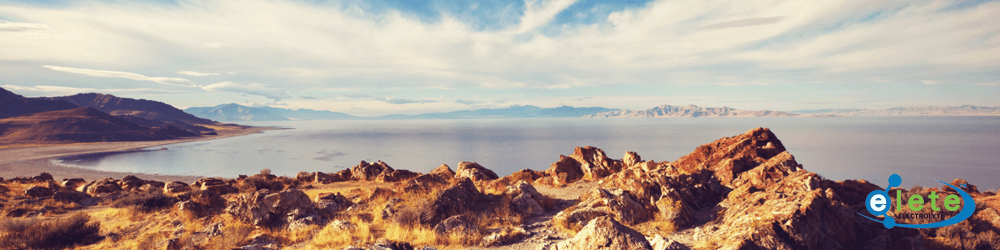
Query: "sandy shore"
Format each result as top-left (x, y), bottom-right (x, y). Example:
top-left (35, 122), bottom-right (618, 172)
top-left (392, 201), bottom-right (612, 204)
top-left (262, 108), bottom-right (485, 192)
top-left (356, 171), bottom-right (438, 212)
top-left (0, 126), bottom-right (273, 183)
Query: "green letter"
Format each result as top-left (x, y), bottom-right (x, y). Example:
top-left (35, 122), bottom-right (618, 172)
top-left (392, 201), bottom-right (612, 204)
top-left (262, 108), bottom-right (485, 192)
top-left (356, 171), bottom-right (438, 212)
top-left (896, 189), bottom-right (903, 211)
top-left (945, 194), bottom-right (961, 211)
top-left (928, 191), bottom-right (940, 211)
top-left (908, 194), bottom-right (924, 211)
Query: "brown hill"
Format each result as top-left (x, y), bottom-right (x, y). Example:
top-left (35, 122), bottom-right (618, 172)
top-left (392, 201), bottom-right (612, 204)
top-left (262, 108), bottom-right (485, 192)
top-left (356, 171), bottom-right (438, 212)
top-left (0, 87), bottom-right (78, 119)
top-left (0, 107), bottom-right (197, 143)
top-left (45, 93), bottom-right (219, 132)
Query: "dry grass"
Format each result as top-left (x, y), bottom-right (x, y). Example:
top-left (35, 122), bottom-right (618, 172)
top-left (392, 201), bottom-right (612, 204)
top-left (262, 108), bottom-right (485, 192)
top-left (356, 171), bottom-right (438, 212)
top-left (0, 212), bottom-right (101, 249)
top-left (111, 191), bottom-right (178, 213)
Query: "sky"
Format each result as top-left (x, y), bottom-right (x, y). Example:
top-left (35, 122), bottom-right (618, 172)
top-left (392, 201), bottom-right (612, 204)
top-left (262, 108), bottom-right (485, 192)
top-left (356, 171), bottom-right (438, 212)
top-left (0, 0), bottom-right (998, 116)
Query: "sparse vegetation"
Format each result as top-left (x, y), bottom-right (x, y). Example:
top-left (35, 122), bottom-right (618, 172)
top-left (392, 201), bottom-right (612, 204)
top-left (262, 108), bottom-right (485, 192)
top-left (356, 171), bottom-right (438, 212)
top-left (0, 212), bottom-right (101, 249)
top-left (112, 191), bottom-right (178, 213)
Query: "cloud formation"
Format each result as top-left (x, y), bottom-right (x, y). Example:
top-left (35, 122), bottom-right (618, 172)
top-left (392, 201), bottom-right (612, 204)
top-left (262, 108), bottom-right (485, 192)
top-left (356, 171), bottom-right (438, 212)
top-left (178, 71), bottom-right (221, 76)
top-left (43, 65), bottom-right (196, 87)
top-left (0, 0), bottom-right (997, 114)
top-left (201, 82), bottom-right (291, 102)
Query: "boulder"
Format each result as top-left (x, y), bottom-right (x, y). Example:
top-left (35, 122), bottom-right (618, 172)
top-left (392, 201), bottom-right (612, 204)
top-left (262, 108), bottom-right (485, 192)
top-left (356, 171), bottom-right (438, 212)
top-left (61, 178), bottom-right (88, 191)
top-left (430, 164), bottom-right (455, 177)
top-left (118, 175), bottom-right (145, 191)
top-left (555, 216), bottom-right (652, 250)
top-left (226, 189), bottom-right (321, 228)
top-left (570, 146), bottom-right (624, 181)
top-left (671, 127), bottom-right (786, 187)
top-left (315, 192), bottom-right (352, 214)
top-left (454, 161), bottom-right (498, 181)
top-left (646, 235), bottom-right (691, 250)
top-left (176, 201), bottom-right (204, 215)
top-left (295, 172), bottom-right (316, 182)
top-left (545, 156), bottom-right (584, 184)
top-left (140, 180), bottom-right (166, 193)
top-left (85, 178), bottom-right (122, 196)
top-left (554, 188), bottom-right (649, 227)
top-left (32, 172), bottom-right (54, 182)
top-left (402, 173), bottom-right (451, 193)
top-left (24, 185), bottom-right (53, 197)
top-left (52, 190), bottom-right (92, 203)
top-left (164, 181), bottom-right (191, 194)
top-left (376, 169), bottom-right (420, 183)
top-left (505, 181), bottom-right (546, 216)
top-left (351, 160), bottom-right (394, 181)
top-left (433, 215), bottom-right (476, 236)
top-left (199, 178), bottom-right (238, 195)
top-left (423, 178), bottom-right (484, 225)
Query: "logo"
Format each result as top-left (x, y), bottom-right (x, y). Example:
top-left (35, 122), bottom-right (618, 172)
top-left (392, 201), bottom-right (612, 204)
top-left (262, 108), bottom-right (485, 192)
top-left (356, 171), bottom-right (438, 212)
top-left (860, 174), bottom-right (975, 229)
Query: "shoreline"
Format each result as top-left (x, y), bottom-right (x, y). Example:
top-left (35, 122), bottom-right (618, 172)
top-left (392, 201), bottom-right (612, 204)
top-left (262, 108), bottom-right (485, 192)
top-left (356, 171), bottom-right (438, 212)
top-left (0, 126), bottom-right (276, 183)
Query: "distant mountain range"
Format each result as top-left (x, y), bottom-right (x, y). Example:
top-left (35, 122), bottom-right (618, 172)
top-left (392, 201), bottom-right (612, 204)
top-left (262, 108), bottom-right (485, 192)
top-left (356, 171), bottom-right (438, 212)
top-left (789, 105), bottom-right (1000, 116)
top-left (584, 105), bottom-right (800, 118)
top-left (0, 87), bottom-right (79, 119)
top-left (183, 104), bottom-right (614, 121)
top-left (44, 93), bottom-right (218, 132)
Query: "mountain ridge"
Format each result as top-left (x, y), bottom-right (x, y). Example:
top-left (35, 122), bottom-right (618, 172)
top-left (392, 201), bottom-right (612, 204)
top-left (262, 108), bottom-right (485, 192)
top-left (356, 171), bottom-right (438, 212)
top-left (584, 104), bottom-right (800, 118)
top-left (0, 107), bottom-right (197, 143)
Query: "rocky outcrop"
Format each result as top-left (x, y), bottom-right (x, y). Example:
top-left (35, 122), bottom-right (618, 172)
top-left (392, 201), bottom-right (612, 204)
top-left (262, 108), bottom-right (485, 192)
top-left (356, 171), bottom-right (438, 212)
top-left (430, 164), bottom-right (455, 177)
top-left (61, 178), bottom-right (87, 191)
top-left (505, 181), bottom-right (547, 216)
top-left (314, 192), bottom-right (352, 214)
top-left (24, 185), bottom-right (53, 197)
top-left (351, 160), bottom-right (394, 181)
top-left (164, 181), bottom-right (191, 194)
top-left (118, 175), bottom-right (145, 191)
top-left (554, 188), bottom-right (649, 228)
top-left (671, 127), bottom-right (786, 187)
top-left (376, 169), bottom-right (420, 183)
top-left (554, 216), bottom-right (652, 250)
top-left (225, 189), bottom-right (322, 228)
top-left (433, 215), bottom-right (476, 236)
top-left (198, 178), bottom-right (238, 195)
top-left (454, 161), bottom-right (498, 181)
top-left (84, 178), bottom-right (123, 196)
top-left (543, 146), bottom-right (628, 184)
top-left (423, 178), bottom-right (485, 226)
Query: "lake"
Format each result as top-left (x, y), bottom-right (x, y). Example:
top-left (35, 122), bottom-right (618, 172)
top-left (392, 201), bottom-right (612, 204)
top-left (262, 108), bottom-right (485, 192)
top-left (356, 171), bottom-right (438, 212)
top-left (55, 117), bottom-right (1000, 190)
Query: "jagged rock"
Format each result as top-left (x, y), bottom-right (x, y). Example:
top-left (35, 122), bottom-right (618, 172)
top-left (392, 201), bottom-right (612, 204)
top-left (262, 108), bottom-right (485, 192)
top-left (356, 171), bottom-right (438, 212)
top-left (371, 239), bottom-right (414, 250)
top-left (295, 172), bottom-right (316, 182)
top-left (118, 175), bottom-right (145, 191)
top-left (545, 156), bottom-right (584, 184)
top-left (623, 151), bottom-right (642, 167)
top-left (505, 181), bottom-right (546, 216)
top-left (424, 178), bottom-right (484, 225)
top-left (328, 220), bottom-right (355, 231)
top-left (24, 185), bottom-right (53, 197)
top-left (376, 169), bottom-right (420, 183)
top-left (351, 160), bottom-right (394, 181)
top-left (554, 216), bottom-right (652, 250)
top-left (672, 127), bottom-right (786, 187)
top-left (381, 197), bottom-right (404, 220)
top-left (85, 178), bottom-right (122, 196)
top-left (646, 235), bottom-right (691, 250)
top-left (61, 178), bottom-right (87, 191)
top-left (199, 177), bottom-right (237, 195)
top-left (554, 188), bottom-right (649, 228)
top-left (430, 164), bottom-right (455, 177)
top-left (455, 161), bottom-right (498, 181)
top-left (235, 234), bottom-right (277, 250)
top-left (402, 173), bottom-right (451, 193)
top-left (315, 192), bottom-right (352, 214)
top-left (433, 215), bottom-right (476, 236)
top-left (164, 181), bottom-right (191, 194)
top-left (226, 189), bottom-right (321, 228)
top-left (32, 172), bottom-right (54, 182)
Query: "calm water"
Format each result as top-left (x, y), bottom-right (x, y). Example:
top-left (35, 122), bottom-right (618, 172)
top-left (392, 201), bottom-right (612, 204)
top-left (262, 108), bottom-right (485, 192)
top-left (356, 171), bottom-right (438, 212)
top-left (56, 117), bottom-right (1000, 190)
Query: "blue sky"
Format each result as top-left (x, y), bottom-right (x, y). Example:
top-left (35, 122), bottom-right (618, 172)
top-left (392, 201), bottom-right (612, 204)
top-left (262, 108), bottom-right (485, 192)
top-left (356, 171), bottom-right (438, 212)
top-left (0, 0), bottom-right (998, 116)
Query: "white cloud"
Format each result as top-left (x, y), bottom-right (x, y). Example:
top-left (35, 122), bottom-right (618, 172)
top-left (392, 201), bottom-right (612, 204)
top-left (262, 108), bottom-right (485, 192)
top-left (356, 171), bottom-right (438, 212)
top-left (2, 84), bottom-right (186, 96)
top-left (922, 80), bottom-right (945, 86)
top-left (42, 65), bottom-right (196, 87)
top-left (178, 71), bottom-right (221, 76)
top-left (0, 0), bottom-right (997, 113)
top-left (201, 82), bottom-right (290, 101)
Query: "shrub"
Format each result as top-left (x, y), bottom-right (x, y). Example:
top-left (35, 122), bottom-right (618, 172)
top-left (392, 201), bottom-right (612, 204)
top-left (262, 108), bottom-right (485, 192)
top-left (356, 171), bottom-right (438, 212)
top-left (238, 175), bottom-right (285, 193)
top-left (0, 212), bottom-right (101, 249)
top-left (112, 192), bottom-right (179, 213)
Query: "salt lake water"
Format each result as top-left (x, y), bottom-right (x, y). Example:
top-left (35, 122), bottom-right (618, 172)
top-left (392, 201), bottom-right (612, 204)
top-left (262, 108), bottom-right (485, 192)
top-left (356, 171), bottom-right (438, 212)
top-left (56, 117), bottom-right (1000, 190)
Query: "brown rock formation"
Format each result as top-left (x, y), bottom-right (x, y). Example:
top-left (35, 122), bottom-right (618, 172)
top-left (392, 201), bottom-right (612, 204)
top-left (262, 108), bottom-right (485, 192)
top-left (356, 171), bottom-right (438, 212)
top-left (555, 216), bottom-right (653, 250)
top-left (351, 160), bottom-right (394, 181)
top-left (454, 161), bottom-right (499, 181)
